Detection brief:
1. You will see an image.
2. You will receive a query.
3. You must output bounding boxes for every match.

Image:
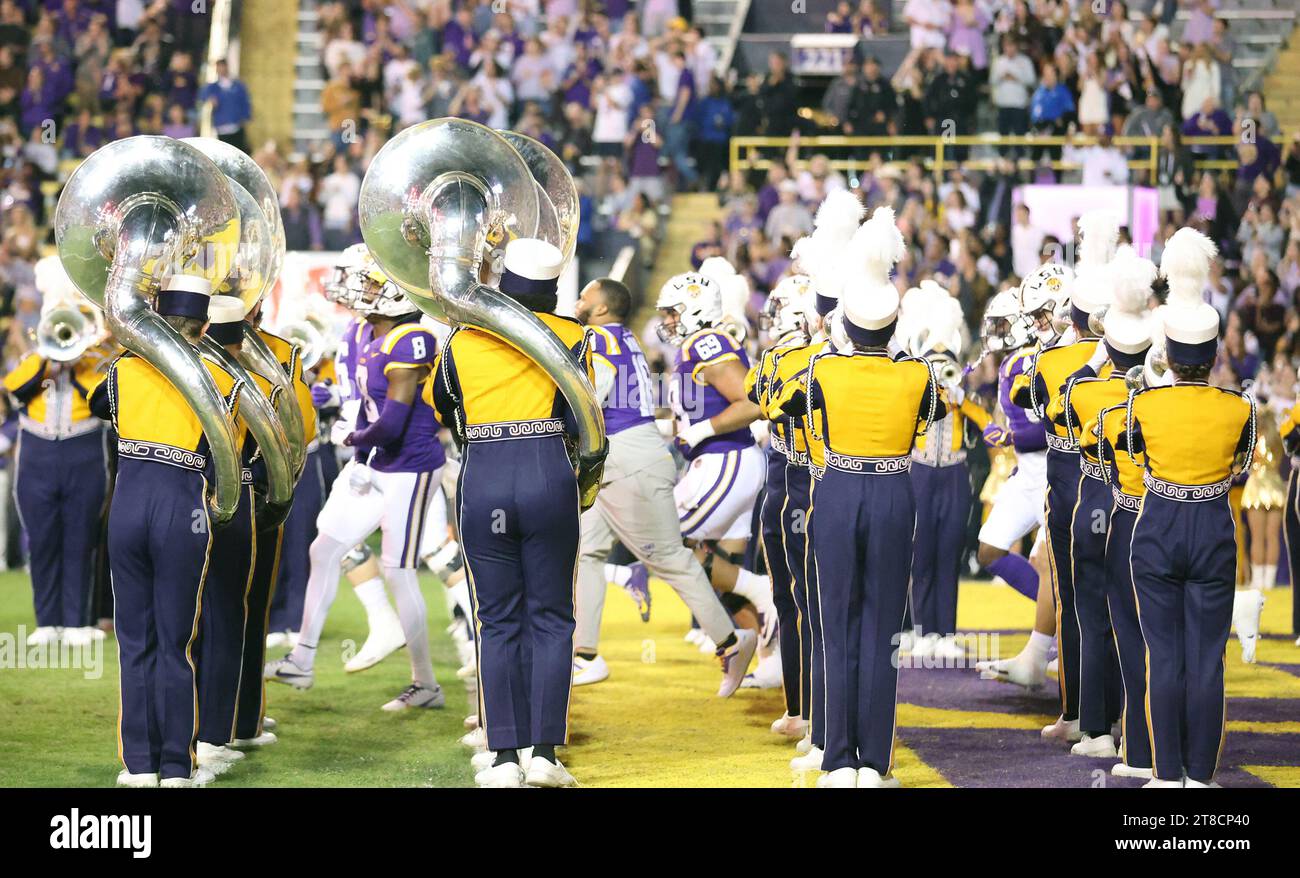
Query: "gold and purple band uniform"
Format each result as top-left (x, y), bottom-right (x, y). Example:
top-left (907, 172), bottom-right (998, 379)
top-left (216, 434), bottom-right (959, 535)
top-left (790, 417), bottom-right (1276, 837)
top-left (910, 392), bottom-right (991, 642)
top-left (427, 312), bottom-right (594, 752)
top-left (88, 353), bottom-right (245, 781)
top-left (750, 338), bottom-right (808, 724)
top-left (234, 329), bottom-right (315, 742)
top-left (769, 340), bottom-right (831, 749)
top-left (1017, 338), bottom-right (1105, 724)
top-left (794, 350), bottom-right (941, 774)
top-left (1051, 372), bottom-right (1128, 739)
top-left (1126, 383), bottom-right (1253, 783)
top-left (1086, 402), bottom-right (1152, 772)
top-left (2, 349), bottom-right (110, 631)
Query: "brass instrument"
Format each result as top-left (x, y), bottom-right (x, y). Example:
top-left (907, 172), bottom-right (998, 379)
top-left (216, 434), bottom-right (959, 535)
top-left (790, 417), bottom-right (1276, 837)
top-left (358, 118), bottom-right (607, 509)
top-left (33, 304), bottom-right (104, 363)
top-left (53, 136), bottom-right (245, 524)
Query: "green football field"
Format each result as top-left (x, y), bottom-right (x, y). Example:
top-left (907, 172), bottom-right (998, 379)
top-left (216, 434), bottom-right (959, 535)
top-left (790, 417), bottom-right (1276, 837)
top-left (0, 570), bottom-right (477, 787)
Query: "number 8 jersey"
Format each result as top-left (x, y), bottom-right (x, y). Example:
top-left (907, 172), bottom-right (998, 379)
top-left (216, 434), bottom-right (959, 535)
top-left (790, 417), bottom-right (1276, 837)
top-left (353, 317), bottom-right (445, 473)
top-left (670, 327), bottom-right (755, 460)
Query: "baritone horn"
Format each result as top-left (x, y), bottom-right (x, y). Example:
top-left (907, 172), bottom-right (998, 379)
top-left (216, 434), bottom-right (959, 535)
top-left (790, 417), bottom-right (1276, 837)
top-left (53, 136), bottom-right (245, 524)
top-left (358, 118), bottom-right (607, 509)
top-left (184, 136), bottom-right (305, 477)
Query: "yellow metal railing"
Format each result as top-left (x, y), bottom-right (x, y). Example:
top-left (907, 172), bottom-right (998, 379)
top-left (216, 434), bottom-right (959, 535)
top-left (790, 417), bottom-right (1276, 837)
top-left (729, 134), bottom-right (1270, 180)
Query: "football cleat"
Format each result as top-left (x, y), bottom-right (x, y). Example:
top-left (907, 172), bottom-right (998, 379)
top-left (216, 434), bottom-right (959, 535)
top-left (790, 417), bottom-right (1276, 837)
top-left (717, 628), bottom-right (758, 697)
top-left (382, 683), bottom-right (445, 711)
top-left (263, 655), bottom-right (314, 690)
top-left (621, 562), bottom-right (652, 622)
top-left (572, 654), bottom-right (610, 686)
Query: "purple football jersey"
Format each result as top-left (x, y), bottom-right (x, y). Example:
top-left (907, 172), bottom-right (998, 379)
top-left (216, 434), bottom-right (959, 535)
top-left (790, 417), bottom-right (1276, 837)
top-left (1000, 347), bottom-right (1047, 454)
top-left (670, 328), bottom-right (754, 461)
top-left (589, 322), bottom-right (656, 436)
top-left (354, 323), bottom-right (445, 473)
top-left (336, 318), bottom-right (373, 401)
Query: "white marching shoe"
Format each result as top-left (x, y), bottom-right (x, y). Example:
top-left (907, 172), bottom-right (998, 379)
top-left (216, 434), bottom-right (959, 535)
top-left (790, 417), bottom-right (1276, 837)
top-left (460, 727), bottom-right (488, 751)
top-left (525, 757), bottom-right (577, 788)
top-left (261, 717), bottom-right (277, 732)
top-left (857, 767), bottom-right (901, 788)
top-left (265, 631), bottom-right (288, 649)
top-left (196, 742), bottom-right (242, 775)
top-left (26, 626), bottom-right (60, 646)
top-left (790, 746), bottom-right (824, 772)
top-left (475, 762), bottom-right (524, 788)
top-left (770, 713), bottom-right (808, 740)
top-left (572, 654), bottom-right (610, 686)
top-left (976, 647), bottom-right (1046, 689)
top-left (795, 734), bottom-right (814, 755)
top-left (62, 627), bottom-right (104, 647)
top-left (230, 731), bottom-right (277, 749)
top-left (910, 632), bottom-right (939, 661)
top-left (1045, 657), bottom-right (1059, 676)
top-left (816, 767), bottom-right (857, 788)
top-left (344, 608), bottom-right (406, 672)
top-left (1184, 778), bottom-right (1221, 788)
top-left (159, 767), bottom-right (216, 788)
top-left (471, 747), bottom-right (533, 774)
top-left (1041, 715), bottom-right (1082, 743)
top-left (1111, 762), bottom-right (1153, 779)
top-left (931, 634), bottom-right (968, 664)
top-left (1143, 777), bottom-right (1184, 788)
top-left (115, 770), bottom-right (158, 788)
top-left (1070, 733), bottom-right (1118, 758)
top-left (1232, 590), bottom-right (1265, 664)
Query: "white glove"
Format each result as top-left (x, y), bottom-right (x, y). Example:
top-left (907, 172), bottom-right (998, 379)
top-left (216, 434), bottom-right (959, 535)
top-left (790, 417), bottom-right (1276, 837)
top-left (349, 462), bottom-right (374, 496)
top-left (1086, 341), bottom-right (1110, 374)
top-left (655, 418), bottom-right (676, 440)
top-left (678, 419), bottom-right (717, 449)
top-left (330, 399), bottom-right (360, 446)
top-left (944, 382), bottom-right (964, 406)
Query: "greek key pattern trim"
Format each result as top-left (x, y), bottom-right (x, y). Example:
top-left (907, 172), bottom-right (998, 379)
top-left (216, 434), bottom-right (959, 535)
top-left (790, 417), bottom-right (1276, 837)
top-left (1143, 472), bottom-right (1232, 502)
top-left (769, 433), bottom-right (788, 456)
top-left (1046, 433), bottom-right (1079, 453)
top-left (118, 439), bottom-right (206, 472)
top-left (1080, 459), bottom-right (1106, 482)
top-left (824, 450), bottom-right (912, 475)
top-left (464, 418), bottom-right (566, 443)
top-left (1112, 488), bottom-right (1142, 513)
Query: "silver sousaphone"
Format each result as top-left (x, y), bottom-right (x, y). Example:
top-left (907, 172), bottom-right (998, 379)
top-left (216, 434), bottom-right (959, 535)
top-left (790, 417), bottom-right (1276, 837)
top-left (185, 137), bottom-right (306, 478)
top-left (358, 118), bottom-right (606, 508)
top-left (54, 136), bottom-right (245, 525)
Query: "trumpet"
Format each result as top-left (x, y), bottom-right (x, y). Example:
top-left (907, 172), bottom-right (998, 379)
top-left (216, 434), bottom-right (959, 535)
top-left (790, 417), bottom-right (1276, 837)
top-left (32, 304), bottom-right (104, 363)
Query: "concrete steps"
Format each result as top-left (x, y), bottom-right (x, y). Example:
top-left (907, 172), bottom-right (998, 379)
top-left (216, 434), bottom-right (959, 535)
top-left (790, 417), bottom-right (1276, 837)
top-left (645, 193), bottom-right (726, 313)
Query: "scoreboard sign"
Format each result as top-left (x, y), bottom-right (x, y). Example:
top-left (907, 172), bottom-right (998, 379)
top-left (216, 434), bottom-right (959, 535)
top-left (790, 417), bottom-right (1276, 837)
top-left (790, 34), bottom-right (859, 76)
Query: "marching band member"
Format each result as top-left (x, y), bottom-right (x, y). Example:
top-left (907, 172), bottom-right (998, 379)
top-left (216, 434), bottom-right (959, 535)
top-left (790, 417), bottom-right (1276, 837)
top-left (1280, 393), bottom-right (1300, 646)
top-left (267, 258), bottom-right (444, 712)
top-left (787, 207), bottom-right (943, 788)
top-left (1125, 228), bottom-right (1255, 788)
top-left (1049, 250), bottom-right (1157, 759)
top-left (428, 238), bottom-right (591, 789)
top-left (902, 282), bottom-right (990, 661)
top-left (194, 296), bottom-right (266, 775)
top-left (572, 276), bottom-right (755, 695)
top-left (973, 287), bottom-right (1056, 689)
top-left (1018, 211), bottom-right (1118, 742)
top-left (656, 272), bottom-right (774, 649)
top-left (89, 273), bottom-right (245, 788)
top-left (3, 259), bottom-right (110, 648)
top-left (751, 273), bottom-right (820, 736)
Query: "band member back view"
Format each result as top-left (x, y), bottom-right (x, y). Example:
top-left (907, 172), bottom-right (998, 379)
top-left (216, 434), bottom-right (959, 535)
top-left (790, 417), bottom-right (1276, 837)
top-left (428, 238), bottom-right (594, 789)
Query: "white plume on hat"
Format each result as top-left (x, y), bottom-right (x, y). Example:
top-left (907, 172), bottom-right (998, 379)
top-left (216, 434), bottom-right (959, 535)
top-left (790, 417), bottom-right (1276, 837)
top-left (1102, 250), bottom-right (1157, 354)
top-left (898, 279), bottom-right (963, 357)
top-left (1072, 210), bottom-right (1121, 316)
top-left (801, 190), bottom-right (866, 300)
top-left (1158, 227), bottom-right (1220, 346)
top-left (841, 206), bottom-right (905, 332)
top-left (35, 255), bottom-right (81, 315)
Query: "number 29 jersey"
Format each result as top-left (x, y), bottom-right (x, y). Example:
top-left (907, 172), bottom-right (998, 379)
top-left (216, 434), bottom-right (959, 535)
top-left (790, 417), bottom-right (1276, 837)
top-left (670, 327), bottom-right (754, 461)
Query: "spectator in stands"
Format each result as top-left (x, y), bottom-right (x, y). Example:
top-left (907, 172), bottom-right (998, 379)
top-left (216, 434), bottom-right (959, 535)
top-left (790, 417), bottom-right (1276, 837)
top-left (826, 1), bottom-right (855, 33)
top-left (1181, 43), bottom-right (1222, 121)
top-left (1076, 52), bottom-right (1109, 134)
top-left (321, 61), bottom-right (360, 143)
top-left (1241, 91), bottom-right (1280, 141)
top-left (1208, 17), bottom-right (1236, 109)
top-left (1182, 96), bottom-right (1231, 158)
top-left (924, 50), bottom-right (975, 150)
top-left (757, 51), bottom-right (797, 137)
top-left (847, 55), bottom-right (895, 140)
top-left (73, 13), bottom-right (109, 112)
top-left (200, 58), bottom-right (251, 153)
top-left (991, 36), bottom-right (1034, 145)
top-left (161, 102), bottom-right (193, 139)
top-left (1234, 135), bottom-right (1282, 214)
top-left (1010, 203), bottom-right (1044, 281)
top-left (1239, 202), bottom-right (1285, 268)
top-left (822, 58), bottom-right (859, 128)
top-left (1029, 60), bottom-right (1074, 149)
top-left (1155, 124), bottom-right (1194, 215)
top-left (947, 0), bottom-right (989, 79)
top-left (626, 101), bottom-right (666, 206)
top-left (903, 0), bottom-right (951, 51)
top-left (62, 105), bottom-right (103, 158)
top-left (765, 180), bottom-right (813, 242)
top-left (692, 74), bottom-right (734, 194)
top-left (280, 185), bottom-right (323, 252)
top-left (18, 67), bottom-right (55, 137)
top-left (640, 0), bottom-right (678, 40)
top-left (661, 49), bottom-right (697, 190)
top-left (1183, 0), bottom-right (1219, 47)
top-left (325, 20), bottom-right (366, 80)
top-left (318, 154), bottom-right (361, 251)
top-left (1123, 90), bottom-right (1174, 142)
top-left (513, 38), bottom-right (557, 109)
top-left (1068, 132), bottom-right (1129, 187)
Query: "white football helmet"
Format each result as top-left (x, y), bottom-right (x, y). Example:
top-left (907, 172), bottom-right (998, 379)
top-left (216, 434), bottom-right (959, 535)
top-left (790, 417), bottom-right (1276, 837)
top-left (656, 272), bottom-right (723, 344)
top-left (350, 256), bottom-right (418, 318)
top-left (761, 274), bottom-right (819, 342)
top-left (982, 288), bottom-right (1033, 354)
top-left (326, 243), bottom-right (370, 307)
top-left (1019, 262), bottom-right (1073, 344)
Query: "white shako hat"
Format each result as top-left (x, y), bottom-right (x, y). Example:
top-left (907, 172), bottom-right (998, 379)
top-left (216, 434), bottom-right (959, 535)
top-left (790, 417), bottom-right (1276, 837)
top-left (840, 205), bottom-right (905, 346)
top-left (1158, 227), bottom-right (1220, 366)
top-left (793, 189), bottom-right (866, 316)
top-left (156, 273), bottom-right (214, 319)
top-left (1102, 250), bottom-right (1158, 358)
top-left (1070, 209), bottom-right (1120, 320)
top-left (206, 294), bottom-right (247, 344)
top-left (499, 238), bottom-right (565, 301)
